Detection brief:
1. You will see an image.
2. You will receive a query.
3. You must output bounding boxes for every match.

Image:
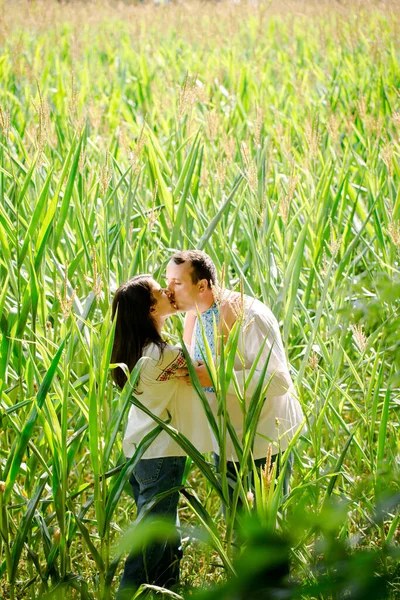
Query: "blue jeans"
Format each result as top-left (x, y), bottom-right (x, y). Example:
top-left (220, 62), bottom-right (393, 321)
top-left (117, 456), bottom-right (186, 599)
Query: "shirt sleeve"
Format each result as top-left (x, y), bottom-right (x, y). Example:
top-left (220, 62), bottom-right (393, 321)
top-left (229, 310), bottom-right (293, 400)
top-left (136, 345), bottom-right (186, 415)
top-left (153, 346), bottom-right (186, 381)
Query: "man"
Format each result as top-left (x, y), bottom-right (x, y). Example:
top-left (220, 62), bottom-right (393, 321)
top-left (166, 250), bottom-right (304, 495)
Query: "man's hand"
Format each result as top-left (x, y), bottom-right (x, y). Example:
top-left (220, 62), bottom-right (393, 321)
top-left (174, 367), bottom-right (190, 379)
top-left (174, 362), bottom-right (213, 387)
top-left (192, 363), bottom-right (212, 387)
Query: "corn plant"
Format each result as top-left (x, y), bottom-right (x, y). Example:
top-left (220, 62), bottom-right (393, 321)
top-left (0, 1), bottom-right (399, 598)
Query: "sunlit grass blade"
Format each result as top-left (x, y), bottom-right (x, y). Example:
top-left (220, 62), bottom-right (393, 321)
top-left (10, 474), bottom-right (48, 583)
top-left (4, 338), bottom-right (66, 504)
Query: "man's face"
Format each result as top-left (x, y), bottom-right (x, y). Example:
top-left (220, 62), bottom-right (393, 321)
top-left (165, 260), bottom-right (202, 312)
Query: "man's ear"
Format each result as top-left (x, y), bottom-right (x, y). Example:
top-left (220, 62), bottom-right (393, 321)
top-left (198, 279), bottom-right (208, 293)
top-left (150, 306), bottom-right (157, 314)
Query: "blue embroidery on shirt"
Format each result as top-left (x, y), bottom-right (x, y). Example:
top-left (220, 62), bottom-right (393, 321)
top-left (193, 303), bottom-right (219, 392)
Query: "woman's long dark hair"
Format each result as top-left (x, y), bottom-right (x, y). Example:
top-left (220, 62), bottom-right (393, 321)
top-left (111, 275), bottom-right (166, 389)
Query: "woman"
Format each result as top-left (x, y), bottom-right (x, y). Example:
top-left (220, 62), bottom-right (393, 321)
top-left (111, 275), bottom-right (211, 599)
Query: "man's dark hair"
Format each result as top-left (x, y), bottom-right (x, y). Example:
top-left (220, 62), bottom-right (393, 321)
top-left (170, 250), bottom-right (217, 288)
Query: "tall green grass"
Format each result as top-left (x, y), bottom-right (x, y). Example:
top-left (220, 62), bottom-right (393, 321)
top-left (0, 1), bottom-right (399, 598)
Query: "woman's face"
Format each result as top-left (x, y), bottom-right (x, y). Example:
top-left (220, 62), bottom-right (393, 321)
top-left (149, 279), bottom-right (177, 318)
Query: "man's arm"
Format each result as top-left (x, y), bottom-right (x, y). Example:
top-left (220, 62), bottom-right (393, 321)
top-left (229, 310), bottom-right (293, 400)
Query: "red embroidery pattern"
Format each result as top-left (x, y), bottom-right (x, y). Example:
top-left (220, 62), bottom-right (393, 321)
top-left (156, 351), bottom-right (186, 381)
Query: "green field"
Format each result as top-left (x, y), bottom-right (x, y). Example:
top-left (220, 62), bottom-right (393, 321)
top-left (0, 1), bottom-right (399, 598)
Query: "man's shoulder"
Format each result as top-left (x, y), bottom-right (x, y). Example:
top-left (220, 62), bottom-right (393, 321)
top-left (244, 295), bottom-right (274, 318)
top-left (221, 291), bottom-right (273, 316)
top-left (219, 291), bottom-right (276, 331)
top-left (220, 291), bottom-right (242, 328)
top-left (245, 296), bottom-right (279, 329)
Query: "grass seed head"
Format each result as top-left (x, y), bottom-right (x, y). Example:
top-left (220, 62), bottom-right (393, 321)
top-left (136, 121), bottom-right (147, 156)
top-left (116, 124), bottom-right (129, 157)
top-left (88, 98), bottom-right (103, 132)
top-left (216, 157), bottom-right (227, 186)
top-left (58, 288), bottom-right (77, 320)
top-left (200, 162), bottom-right (209, 187)
top-left (350, 323), bottom-right (368, 354)
top-left (381, 142), bottom-right (394, 177)
top-left (178, 72), bottom-right (198, 120)
top-left (279, 172), bottom-right (299, 225)
top-left (147, 180), bottom-right (159, 232)
top-left (327, 218), bottom-right (341, 258)
top-left (345, 111), bottom-right (356, 138)
top-left (100, 153), bottom-right (112, 196)
top-left (58, 263), bottom-right (77, 320)
top-left (357, 95), bottom-right (367, 119)
top-left (366, 115), bottom-right (383, 138)
top-left (240, 141), bottom-right (258, 193)
top-left (387, 209), bottom-right (400, 247)
top-left (305, 117), bottom-right (321, 160)
top-left (327, 112), bottom-right (339, 144)
top-left (31, 81), bottom-right (51, 164)
top-left (79, 147), bottom-right (86, 175)
top-left (254, 105), bottom-right (263, 147)
top-left (0, 106), bottom-right (11, 138)
top-left (279, 194), bottom-right (290, 226)
top-left (206, 110), bottom-right (219, 141)
top-left (388, 222), bottom-right (400, 247)
top-left (243, 316), bottom-right (255, 333)
top-left (261, 444), bottom-right (274, 497)
top-left (228, 294), bottom-right (244, 320)
top-left (309, 351), bottom-right (319, 371)
top-left (68, 71), bottom-right (79, 122)
top-left (84, 248), bottom-right (103, 303)
top-left (129, 122), bottom-right (147, 172)
top-left (320, 249), bottom-right (329, 277)
top-left (222, 132), bottom-right (235, 163)
top-left (225, 277), bottom-right (245, 321)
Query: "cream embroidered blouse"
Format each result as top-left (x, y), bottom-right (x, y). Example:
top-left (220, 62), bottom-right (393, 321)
top-left (122, 342), bottom-right (212, 459)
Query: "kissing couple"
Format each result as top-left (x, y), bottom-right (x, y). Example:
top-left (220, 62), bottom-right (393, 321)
top-left (111, 249), bottom-right (304, 600)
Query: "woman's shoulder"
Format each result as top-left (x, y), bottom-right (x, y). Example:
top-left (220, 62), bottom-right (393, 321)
top-left (143, 342), bottom-right (186, 381)
top-left (143, 341), bottom-right (183, 359)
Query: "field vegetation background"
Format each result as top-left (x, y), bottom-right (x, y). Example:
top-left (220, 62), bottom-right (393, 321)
top-left (0, 0), bottom-right (399, 598)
